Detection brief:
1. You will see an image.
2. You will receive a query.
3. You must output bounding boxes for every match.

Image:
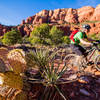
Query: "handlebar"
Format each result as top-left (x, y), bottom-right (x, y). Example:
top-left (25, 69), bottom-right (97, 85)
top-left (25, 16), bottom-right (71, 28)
top-left (96, 40), bottom-right (100, 43)
top-left (92, 40), bottom-right (100, 46)
top-left (92, 41), bottom-right (100, 51)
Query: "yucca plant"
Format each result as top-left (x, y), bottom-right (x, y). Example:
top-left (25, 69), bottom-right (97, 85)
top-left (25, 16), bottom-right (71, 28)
top-left (25, 49), bottom-right (77, 100)
top-left (25, 49), bottom-right (56, 78)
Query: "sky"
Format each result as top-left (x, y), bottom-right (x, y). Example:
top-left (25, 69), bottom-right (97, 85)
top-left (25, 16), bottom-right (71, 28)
top-left (0, 0), bottom-right (99, 26)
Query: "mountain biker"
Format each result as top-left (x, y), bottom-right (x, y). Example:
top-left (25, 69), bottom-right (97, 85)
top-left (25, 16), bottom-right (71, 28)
top-left (70, 24), bottom-right (97, 66)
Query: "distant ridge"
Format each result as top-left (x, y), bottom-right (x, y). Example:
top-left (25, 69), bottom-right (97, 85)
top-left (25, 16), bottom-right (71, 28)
top-left (0, 4), bottom-right (100, 36)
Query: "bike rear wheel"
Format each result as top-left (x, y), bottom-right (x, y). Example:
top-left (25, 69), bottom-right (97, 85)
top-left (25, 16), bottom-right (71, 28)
top-left (94, 55), bottom-right (100, 71)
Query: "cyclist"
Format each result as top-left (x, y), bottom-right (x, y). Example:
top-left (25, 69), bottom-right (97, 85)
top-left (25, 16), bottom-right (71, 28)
top-left (70, 24), bottom-right (97, 66)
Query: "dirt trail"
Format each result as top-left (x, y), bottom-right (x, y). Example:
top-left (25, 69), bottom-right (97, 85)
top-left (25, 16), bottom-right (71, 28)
top-left (0, 46), bottom-right (100, 100)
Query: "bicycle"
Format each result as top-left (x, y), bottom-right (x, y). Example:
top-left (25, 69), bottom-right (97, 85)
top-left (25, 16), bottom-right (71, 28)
top-left (63, 42), bottom-right (100, 75)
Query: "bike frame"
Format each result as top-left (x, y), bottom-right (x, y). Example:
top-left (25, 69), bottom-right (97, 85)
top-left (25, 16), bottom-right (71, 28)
top-left (86, 45), bottom-right (100, 62)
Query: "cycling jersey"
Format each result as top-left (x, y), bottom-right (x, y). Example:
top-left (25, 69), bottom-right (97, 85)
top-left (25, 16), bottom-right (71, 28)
top-left (71, 31), bottom-right (87, 45)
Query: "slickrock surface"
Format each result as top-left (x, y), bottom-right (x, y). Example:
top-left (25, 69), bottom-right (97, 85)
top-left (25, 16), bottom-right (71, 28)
top-left (0, 46), bottom-right (100, 100)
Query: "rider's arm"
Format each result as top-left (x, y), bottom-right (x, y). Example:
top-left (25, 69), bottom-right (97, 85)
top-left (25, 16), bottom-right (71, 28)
top-left (80, 39), bottom-right (92, 46)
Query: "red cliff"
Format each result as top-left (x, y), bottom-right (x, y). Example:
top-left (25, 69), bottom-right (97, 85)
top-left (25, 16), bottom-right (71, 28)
top-left (1, 4), bottom-right (100, 36)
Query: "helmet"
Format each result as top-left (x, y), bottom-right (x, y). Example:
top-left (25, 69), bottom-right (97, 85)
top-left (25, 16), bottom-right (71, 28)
top-left (82, 24), bottom-right (91, 30)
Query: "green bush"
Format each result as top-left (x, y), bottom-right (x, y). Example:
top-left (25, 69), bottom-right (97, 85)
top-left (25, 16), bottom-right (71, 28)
top-left (2, 29), bottom-right (22, 45)
top-left (87, 33), bottom-right (100, 40)
top-left (22, 35), bottom-right (30, 44)
top-left (62, 36), bottom-right (70, 44)
top-left (49, 26), bottom-right (64, 45)
top-left (30, 24), bottom-right (50, 45)
top-left (30, 24), bottom-right (67, 45)
top-left (88, 33), bottom-right (100, 48)
top-left (0, 36), bottom-right (3, 45)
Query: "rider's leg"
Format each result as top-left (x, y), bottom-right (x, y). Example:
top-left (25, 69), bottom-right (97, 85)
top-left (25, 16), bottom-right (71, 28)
top-left (70, 44), bottom-right (86, 66)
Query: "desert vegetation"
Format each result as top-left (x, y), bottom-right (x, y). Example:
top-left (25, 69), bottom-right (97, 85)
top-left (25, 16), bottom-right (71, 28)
top-left (30, 24), bottom-right (70, 46)
top-left (2, 29), bottom-right (22, 45)
top-left (0, 23), bottom-right (100, 100)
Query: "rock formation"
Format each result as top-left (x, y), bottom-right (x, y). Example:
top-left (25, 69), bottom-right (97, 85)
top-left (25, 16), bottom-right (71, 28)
top-left (1, 4), bottom-right (100, 36)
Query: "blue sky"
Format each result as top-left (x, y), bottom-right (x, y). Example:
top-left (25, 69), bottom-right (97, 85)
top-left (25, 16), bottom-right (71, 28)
top-left (0, 0), bottom-right (99, 25)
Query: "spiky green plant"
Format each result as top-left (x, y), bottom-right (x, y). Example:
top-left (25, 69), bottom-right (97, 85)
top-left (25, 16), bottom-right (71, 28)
top-left (26, 49), bottom-right (77, 100)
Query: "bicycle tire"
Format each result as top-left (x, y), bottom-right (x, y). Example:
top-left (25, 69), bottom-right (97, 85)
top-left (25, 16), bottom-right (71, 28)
top-left (94, 55), bottom-right (100, 71)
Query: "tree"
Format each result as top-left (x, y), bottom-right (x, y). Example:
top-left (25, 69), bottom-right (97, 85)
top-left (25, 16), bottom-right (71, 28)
top-left (2, 29), bottom-right (22, 45)
top-left (49, 26), bottom-right (64, 45)
top-left (62, 36), bottom-right (70, 44)
top-left (30, 24), bottom-right (50, 45)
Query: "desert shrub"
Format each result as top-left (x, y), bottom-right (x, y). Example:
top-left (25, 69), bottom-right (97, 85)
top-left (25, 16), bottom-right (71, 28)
top-left (30, 24), bottom-right (50, 45)
top-left (49, 26), bottom-right (64, 45)
top-left (62, 36), bottom-right (70, 44)
top-left (88, 34), bottom-right (97, 40)
top-left (25, 49), bottom-right (72, 100)
top-left (30, 24), bottom-right (68, 45)
top-left (0, 36), bottom-right (3, 45)
top-left (87, 33), bottom-right (100, 48)
top-left (22, 35), bottom-right (30, 44)
top-left (2, 29), bottom-right (22, 45)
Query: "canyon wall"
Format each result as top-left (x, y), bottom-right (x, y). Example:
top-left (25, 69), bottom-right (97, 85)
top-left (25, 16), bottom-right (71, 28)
top-left (1, 4), bottom-right (100, 36)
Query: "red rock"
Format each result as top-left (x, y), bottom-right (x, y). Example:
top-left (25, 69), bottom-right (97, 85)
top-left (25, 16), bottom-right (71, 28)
top-left (59, 11), bottom-right (66, 20)
top-left (2, 29), bottom-right (7, 33)
top-left (23, 26), bottom-right (31, 36)
top-left (39, 16), bottom-right (47, 24)
top-left (51, 9), bottom-right (61, 20)
top-left (0, 25), bottom-right (3, 29)
top-left (26, 16), bottom-right (34, 24)
top-left (49, 10), bottom-right (53, 16)
top-left (33, 16), bottom-right (41, 24)
top-left (1, 5), bottom-right (100, 36)
top-left (95, 71), bottom-right (100, 75)
top-left (21, 20), bottom-right (25, 24)
top-left (77, 6), bottom-right (94, 22)
top-left (38, 10), bottom-right (49, 16)
top-left (65, 8), bottom-right (78, 23)
top-left (91, 4), bottom-right (100, 21)
top-left (57, 20), bottom-right (65, 24)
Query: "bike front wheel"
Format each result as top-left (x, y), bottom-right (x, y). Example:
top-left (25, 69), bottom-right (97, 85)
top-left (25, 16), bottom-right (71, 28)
top-left (94, 55), bottom-right (100, 71)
